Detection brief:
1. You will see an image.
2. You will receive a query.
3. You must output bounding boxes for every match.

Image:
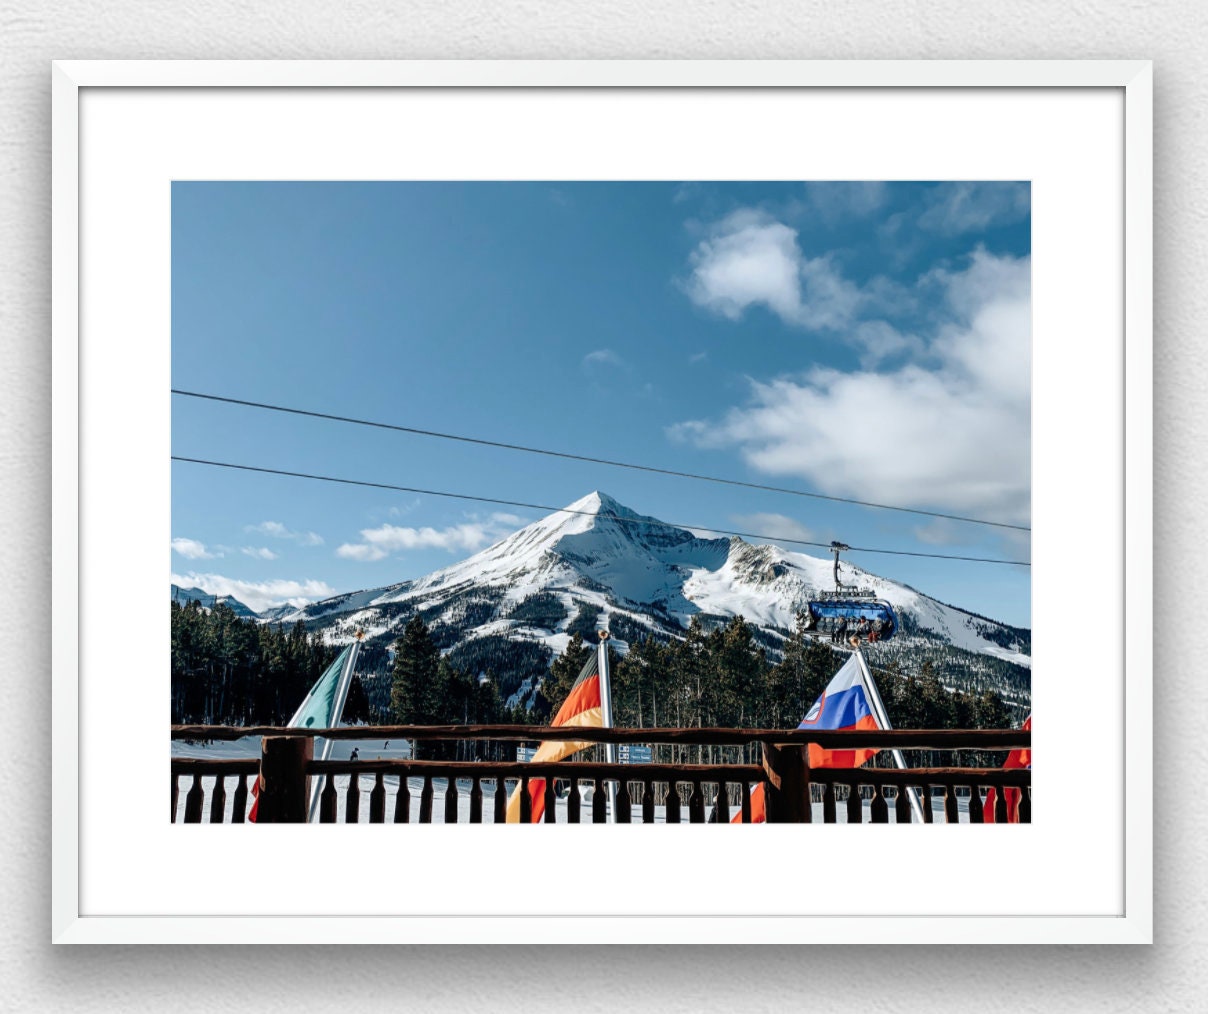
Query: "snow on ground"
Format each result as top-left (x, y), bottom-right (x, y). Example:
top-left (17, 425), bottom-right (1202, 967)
top-left (172, 739), bottom-right (989, 825)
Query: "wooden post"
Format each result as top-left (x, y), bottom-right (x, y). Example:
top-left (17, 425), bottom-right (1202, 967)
top-left (616, 780), bottom-right (632, 823)
top-left (567, 779), bottom-right (580, 824)
top-left (492, 778), bottom-right (507, 824)
top-left (870, 785), bottom-right (889, 823)
top-left (395, 776), bottom-right (411, 823)
top-left (761, 743), bottom-right (811, 823)
top-left (470, 776), bottom-right (483, 824)
top-left (257, 735), bottom-right (313, 823)
top-left (892, 784), bottom-right (909, 823)
top-left (822, 781), bottom-right (837, 824)
top-left (232, 773), bottom-right (248, 823)
top-left (665, 782), bottom-right (681, 824)
top-left (714, 780), bottom-right (730, 823)
top-left (420, 775), bottom-right (434, 823)
top-left (183, 774), bottom-right (204, 823)
top-left (209, 775), bottom-right (227, 823)
top-left (968, 784), bottom-right (984, 824)
top-left (370, 772), bottom-right (386, 823)
top-left (688, 781), bottom-right (705, 823)
top-left (320, 776), bottom-right (338, 823)
top-left (518, 777), bottom-right (531, 823)
top-left (846, 783), bottom-right (863, 824)
top-left (592, 778), bottom-right (607, 823)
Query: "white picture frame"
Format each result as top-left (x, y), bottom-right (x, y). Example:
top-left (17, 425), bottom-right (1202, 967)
top-left (52, 60), bottom-right (1152, 944)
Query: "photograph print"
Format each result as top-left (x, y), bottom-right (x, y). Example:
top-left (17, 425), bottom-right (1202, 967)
top-left (170, 181), bottom-right (1032, 826)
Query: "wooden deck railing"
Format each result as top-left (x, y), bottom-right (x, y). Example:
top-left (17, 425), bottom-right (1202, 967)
top-left (171, 725), bottom-right (1030, 825)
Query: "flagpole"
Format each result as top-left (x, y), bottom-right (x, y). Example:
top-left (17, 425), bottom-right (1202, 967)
top-left (596, 629), bottom-right (619, 824)
top-left (307, 630), bottom-right (363, 822)
top-left (854, 648), bottom-right (925, 824)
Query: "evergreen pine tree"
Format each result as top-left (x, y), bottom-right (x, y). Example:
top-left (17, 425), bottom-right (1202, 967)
top-left (389, 617), bottom-right (442, 724)
top-left (343, 674), bottom-right (371, 724)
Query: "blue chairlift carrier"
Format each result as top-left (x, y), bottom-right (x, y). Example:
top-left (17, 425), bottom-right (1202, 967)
top-left (806, 542), bottom-right (899, 641)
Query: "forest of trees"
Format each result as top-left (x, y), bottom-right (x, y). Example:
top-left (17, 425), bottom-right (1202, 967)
top-left (533, 612), bottom-right (1016, 768)
top-left (170, 599), bottom-right (370, 726)
top-left (173, 599), bottom-right (1016, 768)
top-left (384, 616), bottom-right (520, 758)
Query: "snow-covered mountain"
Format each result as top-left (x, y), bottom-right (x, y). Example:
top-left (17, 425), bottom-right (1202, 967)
top-left (272, 492), bottom-right (1031, 678)
top-left (170, 584), bottom-right (259, 619)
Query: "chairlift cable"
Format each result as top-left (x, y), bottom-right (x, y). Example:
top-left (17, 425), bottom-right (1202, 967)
top-left (170, 455), bottom-right (1031, 567)
top-left (171, 389), bottom-right (1032, 534)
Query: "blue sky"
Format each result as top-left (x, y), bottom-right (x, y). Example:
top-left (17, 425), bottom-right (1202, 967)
top-left (172, 181), bottom-right (1031, 626)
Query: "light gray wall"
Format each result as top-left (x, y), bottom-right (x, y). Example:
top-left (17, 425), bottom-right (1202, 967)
top-left (1, 3), bottom-right (1200, 1011)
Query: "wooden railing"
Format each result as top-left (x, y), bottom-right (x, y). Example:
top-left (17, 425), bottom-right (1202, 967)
top-left (305, 760), bottom-right (764, 824)
top-left (170, 725), bottom-right (1030, 825)
top-left (171, 758), bottom-right (259, 823)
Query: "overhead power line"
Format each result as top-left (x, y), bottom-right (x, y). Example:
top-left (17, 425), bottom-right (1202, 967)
top-left (170, 455), bottom-right (1031, 568)
top-left (171, 389), bottom-right (1032, 534)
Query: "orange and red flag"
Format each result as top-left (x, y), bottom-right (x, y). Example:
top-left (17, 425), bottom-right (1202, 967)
top-left (982, 714), bottom-right (1031, 823)
top-left (506, 653), bottom-right (603, 823)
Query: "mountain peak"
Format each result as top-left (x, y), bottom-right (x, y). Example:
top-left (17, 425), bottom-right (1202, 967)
top-left (564, 490), bottom-right (625, 516)
top-left (270, 492), bottom-right (1032, 681)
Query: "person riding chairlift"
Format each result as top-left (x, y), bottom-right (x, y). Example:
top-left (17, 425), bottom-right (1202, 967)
top-left (832, 617), bottom-right (848, 644)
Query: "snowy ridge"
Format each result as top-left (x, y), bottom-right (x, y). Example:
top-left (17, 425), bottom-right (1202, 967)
top-left (171, 584), bottom-right (259, 619)
top-left (265, 491), bottom-right (1030, 674)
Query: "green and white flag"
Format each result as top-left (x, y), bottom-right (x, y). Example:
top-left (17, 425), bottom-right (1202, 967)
top-left (287, 645), bottom-right (353, 729)
top-left (250, 641), bottom-right (359, 822)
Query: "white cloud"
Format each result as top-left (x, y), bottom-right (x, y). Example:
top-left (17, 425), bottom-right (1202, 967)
top-left (170, 572), bottom-right (336, 613)
top-left (915, 182), bottom-right (1030, 235)
top-left (997, 527), bottom-right (1033, 559)
top-left (583, 348), bottom-right (624, 368)
top-left (336, 543), bottom-right (388, 562)
top-left (245, 520), bottom-right (324, 546)
top-left (683, 209), bottom-right (892, 357)
top-left (362, 523), bottom-right (495, 553)
top-left (247, 521), bottom-right (288, 538)
top-left (241, 546), bottom-right (278, 561)
top-left (689, 351), bottom-right (708, 364)
top-left (731, 513), bottom-right (816, 545)
top-left (804, 181), bottom-right (889, 223)
top-left (849, 320), bottom-right (921, 366)
top-left (172, 537), bottom-right (217, 560)
top-left (912, 518), bottom-right (968, 547)
top-left (338, 512), bottom-right (526, 561)
top-left (914, 518), bottom-right (1031, 559)
top-left (686, 210), bottom-right (830, 326)
top-left (670, 249), bottom-right (1031, 526)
